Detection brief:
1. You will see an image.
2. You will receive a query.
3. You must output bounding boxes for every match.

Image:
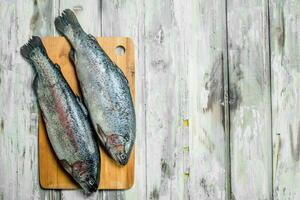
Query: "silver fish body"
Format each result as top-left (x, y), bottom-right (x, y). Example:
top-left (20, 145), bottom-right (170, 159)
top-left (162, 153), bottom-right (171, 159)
top-left (55, 9), bottom-right (136, 165)
top-left (20, 36), bottom-right (100, 193)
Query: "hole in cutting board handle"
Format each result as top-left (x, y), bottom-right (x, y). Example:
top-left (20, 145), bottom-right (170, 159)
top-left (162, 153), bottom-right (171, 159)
top-left (115, 45), bottom-right (126, 56)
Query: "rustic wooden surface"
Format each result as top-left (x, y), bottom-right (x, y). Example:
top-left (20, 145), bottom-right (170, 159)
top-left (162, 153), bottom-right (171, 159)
top-left (270, 1), bottom-right (300, 199)
top-left (39, 37), bottom-right (135, 190)
top-left (227, 0), bottom-right (272, 199)
top-left (1, 0), bottom-right (300, 199)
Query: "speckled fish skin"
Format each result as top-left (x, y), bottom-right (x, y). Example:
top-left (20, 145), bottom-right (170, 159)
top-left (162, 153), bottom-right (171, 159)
top-left (20, 36), bottom-right (100, 194)
top-left (55, 9), bottom-right (136, 165)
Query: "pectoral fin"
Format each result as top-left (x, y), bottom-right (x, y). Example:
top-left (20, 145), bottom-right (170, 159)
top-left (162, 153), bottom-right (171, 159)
top-left (96, 124), bottom-right (107, 145)
top-left (59, 159), bottom-right (72, 174)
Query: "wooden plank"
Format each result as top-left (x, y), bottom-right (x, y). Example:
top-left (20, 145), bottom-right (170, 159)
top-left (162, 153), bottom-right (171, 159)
top-left (227, 0), bottom-right (272, 199)
top-left (0, 0), bottom-right (60, 199)
top-left (39, 37), bottom-right (135, 190)
top-left (143, 0), bottom-right (232, 199)
top-left (270, 1), bottom-right (300, 199)
top-left (142, 1), bottom-right (186, 199)
top-left (142, 0), bottom-right (230, 199)
top-left (101, 1), bottom-right (146, 200)
top-left (173, 1), bottom-right (191, 199)
top-left (186, 0), bottom-right (230, 199)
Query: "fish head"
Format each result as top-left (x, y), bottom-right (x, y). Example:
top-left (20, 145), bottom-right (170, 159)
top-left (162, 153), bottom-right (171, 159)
top-left (71, 160), bottom-right (99, 194)
top-left (106, 134), bottom-right (132, 165)
top-left (96, 124), bottom-right (133, 165)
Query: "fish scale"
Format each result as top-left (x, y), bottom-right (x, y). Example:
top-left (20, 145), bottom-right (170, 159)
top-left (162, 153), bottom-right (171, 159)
top-left (20, 36), bottom-right (100, 194)
top-left (55, 9), bottom-right (136, 165)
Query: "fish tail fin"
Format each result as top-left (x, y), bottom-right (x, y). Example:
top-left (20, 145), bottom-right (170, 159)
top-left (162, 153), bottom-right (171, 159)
top-left (20, 36), bottom-right (46, 60)
top-left (55, 9), bottom-right (84, 39)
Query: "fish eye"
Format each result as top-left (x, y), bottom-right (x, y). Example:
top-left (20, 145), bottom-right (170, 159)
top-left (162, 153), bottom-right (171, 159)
top-left (119, 153), bottom-right (127, 160)
top-left (88, 179), bottom-right (94, 185)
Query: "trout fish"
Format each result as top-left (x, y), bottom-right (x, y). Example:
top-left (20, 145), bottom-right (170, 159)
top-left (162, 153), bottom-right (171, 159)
top-left (20, 36), bottom-right (100, 193)
top-left (55, 9), bottom-right (136, 165)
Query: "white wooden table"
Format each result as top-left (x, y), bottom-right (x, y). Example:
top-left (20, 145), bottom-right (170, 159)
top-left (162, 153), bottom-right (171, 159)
top-left (0, 0), bottom-right (299, 199)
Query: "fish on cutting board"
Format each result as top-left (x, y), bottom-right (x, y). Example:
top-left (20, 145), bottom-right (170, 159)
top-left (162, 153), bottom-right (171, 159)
top-left (20, 36), bottom-right (100, 194)
top-left (55, 9), bottom-right (136, 165)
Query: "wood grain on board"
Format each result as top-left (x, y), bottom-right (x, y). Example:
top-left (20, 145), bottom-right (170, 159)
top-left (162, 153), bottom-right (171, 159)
top-left (227, 0), bottom-right (272, 199)
top-left (0, 1), bottom-right (44, 199)
top-left (270, 1), bottom-right (300, 199)
top-left (186, 0), bottom-right (230, 199)
top-left (39, 37), bottom-right (135, 190)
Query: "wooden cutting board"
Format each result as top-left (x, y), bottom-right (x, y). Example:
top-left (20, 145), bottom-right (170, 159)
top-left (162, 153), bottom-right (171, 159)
top-left (39, 37), bottom-right (135, 190)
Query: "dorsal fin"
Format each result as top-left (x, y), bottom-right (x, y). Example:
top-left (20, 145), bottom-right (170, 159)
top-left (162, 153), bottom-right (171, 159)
top-left (54, 64), bottom-right (61, 70)
top-left (69, 48), bottom-right (76, 63)
top-left (32, 75), bottom-right (39, 90)
top-left (76, 95), bottom-right (88, 116)
top-left (88, 34), bottom-right (97, 41)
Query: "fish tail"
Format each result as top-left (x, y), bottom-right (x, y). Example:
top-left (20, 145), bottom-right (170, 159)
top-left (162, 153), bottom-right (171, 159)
top-left (55, 9), bottom-right (84, 40)
top-left (20, 36), bottom-right (46, 60)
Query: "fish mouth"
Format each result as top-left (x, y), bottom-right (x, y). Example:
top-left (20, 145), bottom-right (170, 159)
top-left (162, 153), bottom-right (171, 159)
top-left (115, 152), bottom-right (129, 165)
top-left (101, 132), bottom-right (133, 165)
top-left (80, 176), bottom-right (99, 194)
top-left (108, 144), bottom-right (130, 165)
